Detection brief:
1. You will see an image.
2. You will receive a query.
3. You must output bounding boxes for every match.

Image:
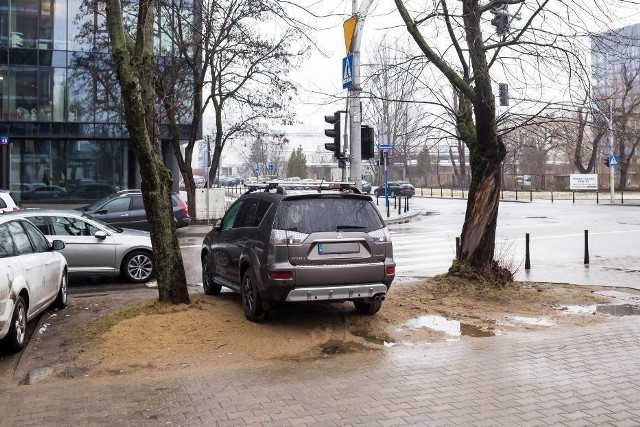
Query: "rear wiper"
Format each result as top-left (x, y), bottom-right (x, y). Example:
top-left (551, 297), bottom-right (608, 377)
top-left (336, 225), bottom-right (367, 230)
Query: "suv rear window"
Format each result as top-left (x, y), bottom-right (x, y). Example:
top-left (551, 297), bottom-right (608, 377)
top-left (273, 197), bottom-right (384, 234)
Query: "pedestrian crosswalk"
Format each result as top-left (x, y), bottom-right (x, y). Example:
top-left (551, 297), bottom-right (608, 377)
top-left (389, 230), bottom-right (458, 279)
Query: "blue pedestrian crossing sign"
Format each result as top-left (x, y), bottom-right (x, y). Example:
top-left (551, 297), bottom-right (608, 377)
top-left (609, 155), bottom-right (618, 166)
top-left (267, 163), bottom-right (274, 171)
top-left (342, 54), bottom-right (353, 89)
top-left (0, 136), bottom-right (8, 145)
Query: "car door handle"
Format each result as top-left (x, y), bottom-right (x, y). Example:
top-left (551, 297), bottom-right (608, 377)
top-left (120, 213), bottom-right (130, 217)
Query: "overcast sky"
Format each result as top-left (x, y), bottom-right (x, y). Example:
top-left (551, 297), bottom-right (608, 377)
top-left (216, 0), bottom-right (640, 167)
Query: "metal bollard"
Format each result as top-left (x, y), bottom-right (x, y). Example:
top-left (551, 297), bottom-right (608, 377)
top-left (584, 230), bottom-right (589, 265)
top-left (398, 196), bottom-right (402, 214)
top-left (525, 233), bottom-right (531, 270)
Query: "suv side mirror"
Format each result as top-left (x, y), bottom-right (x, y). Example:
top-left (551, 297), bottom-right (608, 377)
top-left (94, 230), bottom-right (107, 240)
top-left (214, 219), bottom-right (222, 231)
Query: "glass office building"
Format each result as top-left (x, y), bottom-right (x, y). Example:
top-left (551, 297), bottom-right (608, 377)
top-left (0, 0), bottom-right (191, 201)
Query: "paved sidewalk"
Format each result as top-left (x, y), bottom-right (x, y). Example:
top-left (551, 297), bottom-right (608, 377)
top-left (1, 317), bottom-right (639, 426)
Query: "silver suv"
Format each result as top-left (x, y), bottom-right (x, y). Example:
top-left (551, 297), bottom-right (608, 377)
top-left (201, 184), bottom-right (395, 321)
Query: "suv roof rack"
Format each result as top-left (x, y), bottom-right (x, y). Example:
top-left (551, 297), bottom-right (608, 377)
top-left (244, 180), bottom-right (362, 195)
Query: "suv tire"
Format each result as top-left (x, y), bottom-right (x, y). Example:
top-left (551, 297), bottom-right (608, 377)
top-left (353, 299), bottom-right (382, 315)
top-left (202, 257), bottom-right (221, 296)
top-left (241, 269), bottom-right (267, 322)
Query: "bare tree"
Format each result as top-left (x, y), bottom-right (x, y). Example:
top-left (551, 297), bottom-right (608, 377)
top-left (364, 39), bottom-right (431, 184)
top-left (156, 0), bottom-right (307, 215)
top-left (105, 0), bottom-right (189, 304)
top-left (393, 0), bottom-right (603, 283)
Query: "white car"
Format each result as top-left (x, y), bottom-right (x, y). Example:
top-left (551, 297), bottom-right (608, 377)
top-left (0, 217), bottom-right (68, 353)
top-left (0, 190), bottom-right (19, 213)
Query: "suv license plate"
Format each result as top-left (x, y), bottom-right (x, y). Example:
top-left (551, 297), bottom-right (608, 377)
top-left (318, 242), bottom-right (359, 255)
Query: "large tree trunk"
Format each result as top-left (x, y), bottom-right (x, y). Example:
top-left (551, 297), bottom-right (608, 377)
top-left (453, 1), bottom-right (507, 276)
top-left (105, 0), bottom-right (189, 304)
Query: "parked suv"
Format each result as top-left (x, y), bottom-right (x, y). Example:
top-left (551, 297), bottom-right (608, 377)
top-left (80, 190), bottom-right (191, 231)
top-left (374, 181), bottom-right (415, 198)
top-left (201, 184), bottom-right (395, 321)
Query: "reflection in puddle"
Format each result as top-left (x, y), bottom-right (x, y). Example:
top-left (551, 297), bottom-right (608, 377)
top-left (397, 315), bottom-right (496, 340)
top-left (502, 316), bottom-right (555, 327)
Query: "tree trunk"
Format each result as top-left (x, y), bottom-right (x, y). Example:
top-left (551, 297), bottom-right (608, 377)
top-left (105, 0), bottom-right (189, 304)
top-left (452, 1), bottom-right (507, 277)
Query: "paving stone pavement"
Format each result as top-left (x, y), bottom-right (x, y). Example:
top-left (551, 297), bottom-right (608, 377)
top-left (1, 317), bottom-right (639, 426)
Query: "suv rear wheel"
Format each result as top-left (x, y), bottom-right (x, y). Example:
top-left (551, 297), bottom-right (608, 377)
top-left (241, 269), bottom-right (267, 322)
top-left (353, 299), bottom-right (382, 315)
top-left (202, 257), bottom-right (221, 296)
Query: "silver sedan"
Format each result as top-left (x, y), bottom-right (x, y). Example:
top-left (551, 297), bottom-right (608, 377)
top-left (4, 209), bottom-right (155, 283)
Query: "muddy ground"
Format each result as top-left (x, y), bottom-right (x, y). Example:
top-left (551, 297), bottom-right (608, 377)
top-left (3, 277), bottom-right (633, 384)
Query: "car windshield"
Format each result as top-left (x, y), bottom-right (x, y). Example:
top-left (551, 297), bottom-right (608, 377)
top-left (84, 194), bottom-right (115, 211)
top-left (274, 197), bottom-right (384, 234)
top-left (82, 213), bottom-right (121, 233)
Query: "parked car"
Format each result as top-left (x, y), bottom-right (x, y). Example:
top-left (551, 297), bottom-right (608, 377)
top-left (0, 190), bottom-right (19, 213)
top-left (361, 180), bottom-right (372, 194)
top-left (0, 216), bottom-right (67, 353)
top-left (80, 190), bottom-right (191, 231)
top-left (5, 209), bottom-right (155, 283)
top-left (68, 183), bottom-right (119, 200)
top-left (201, 184), bottom-right (395, 321)
top-left (20, 185), bottom-right (67, 201)
top-left (374, 181), bottom-right (415, 198)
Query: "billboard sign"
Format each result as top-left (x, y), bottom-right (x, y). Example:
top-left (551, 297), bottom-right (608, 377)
top-left (570, 174), bottom-right (598, 190)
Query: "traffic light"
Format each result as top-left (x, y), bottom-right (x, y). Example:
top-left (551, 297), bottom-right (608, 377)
top-left (604, 157), bottom-right (610, 167)
top-left (361, 125), bottom-right (374, 159)
top-left (499, 83), bottom-right (509, 106)
top-left (324, 112), bottom-right (341, 158)
top-left (490, 2), bottom-right (509, 36)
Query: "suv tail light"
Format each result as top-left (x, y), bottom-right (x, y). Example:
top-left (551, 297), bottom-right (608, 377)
top-left (386, 265), bottom-right (395, 275)
top-left (367, 227), bottom-right (391, 242)
top-left (268, 271), bottom-right (292, 280)
top-left (177, 196), bottom-right (188, 214)
top-left (271, 229), bottom-right (309, 245)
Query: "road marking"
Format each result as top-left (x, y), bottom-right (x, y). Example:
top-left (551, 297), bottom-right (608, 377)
top-left (180, 244), bottom-right (201, 249)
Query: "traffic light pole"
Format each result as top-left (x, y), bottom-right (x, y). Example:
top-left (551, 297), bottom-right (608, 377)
top-left (348, 0), bottom-right (373, 191)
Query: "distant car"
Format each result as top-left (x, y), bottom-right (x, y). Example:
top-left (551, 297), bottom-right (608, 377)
top-left (0, 216), bottom-right (67, 353)
top-left (21, 185), bottom-right (67, 201)
top-left (80, 190), bottom-right (191, 231)
top-left (201, 183), bottom-right (395, 321)
top-left (374, 181), bottom-right (415, 198)
top-left (4, 209), bottom-right (155, 283)
top-left (0, 190), bottom-right (19, 213)
top-left (193, 175), bottom-right (206, 188)
top-left (69, 183), bottom-right (119, 200)
top-left (361, 180), bottom-right (372, 194)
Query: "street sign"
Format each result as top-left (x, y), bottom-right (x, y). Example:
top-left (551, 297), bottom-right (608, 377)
top-left (379, 144), bottom-right (392, 153)
top-left (267, 163), bottom-right (274, 171)
top-left (0, 136), bottom-right (8, 145)
top-left (342, 54), bottom-right (353, 89)
top-left (609, 155), bottom-right (618, 166)
top-left (343, 16), bottom-right (358, 53)
top-left (255, 167), bottom-right (261, 174)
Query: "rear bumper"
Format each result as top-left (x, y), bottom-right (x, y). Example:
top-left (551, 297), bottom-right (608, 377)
top-left (285, 283), bottom-right (388, 302)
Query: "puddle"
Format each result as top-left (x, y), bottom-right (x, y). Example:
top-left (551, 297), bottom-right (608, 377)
top-left (351, 330), bottom-right (397, 346)
top-left (555, 305), bottom-right (597, 314)
top-left (397, 315), bottom-right (496, 339)
top-left (501, 316), bottom-right (555, 327)
top-left (596, 304), bottom-right (640, 316)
